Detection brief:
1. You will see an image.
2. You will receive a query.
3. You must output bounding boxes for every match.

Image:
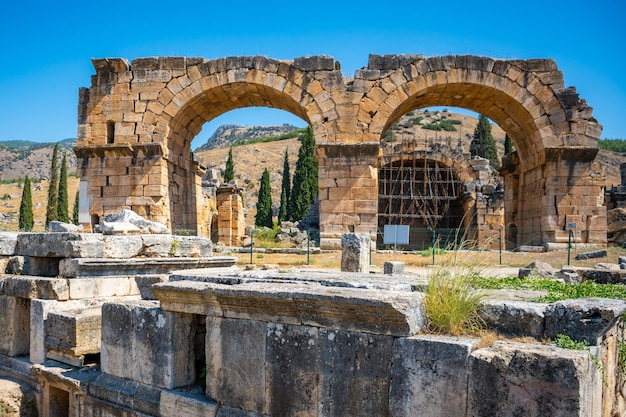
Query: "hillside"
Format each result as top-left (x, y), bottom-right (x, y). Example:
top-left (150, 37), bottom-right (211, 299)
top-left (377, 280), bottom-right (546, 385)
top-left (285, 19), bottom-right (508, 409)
top-left (195, 124), bottom-right (300, 151)
top-left (0, 140), bottom-right (78, 181)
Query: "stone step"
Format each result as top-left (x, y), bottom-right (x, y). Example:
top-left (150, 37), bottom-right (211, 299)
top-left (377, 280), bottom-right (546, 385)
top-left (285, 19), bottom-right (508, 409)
top-left (59, 256), bottom-right (237, 278)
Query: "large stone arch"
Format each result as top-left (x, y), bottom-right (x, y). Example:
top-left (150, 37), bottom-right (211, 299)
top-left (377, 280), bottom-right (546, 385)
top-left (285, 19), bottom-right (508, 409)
top-left (343, 55), bottom-right (605, 248)
top-left (75, 56), bottom-right (331, 235)
top-left (76, 54), bottom-right (606, 249)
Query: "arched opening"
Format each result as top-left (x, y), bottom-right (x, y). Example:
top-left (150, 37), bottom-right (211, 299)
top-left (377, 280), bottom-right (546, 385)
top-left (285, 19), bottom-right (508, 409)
top-left (188, 107), bottom-right (309, 243)
top-left (378, 107), bottom-right (508, 250)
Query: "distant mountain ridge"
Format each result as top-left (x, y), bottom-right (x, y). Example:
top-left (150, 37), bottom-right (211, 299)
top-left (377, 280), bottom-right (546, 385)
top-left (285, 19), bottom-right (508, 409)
top-left (194, 124), bottom-right (300, 151)
top-left (0, 139), bottom-right (77, 182)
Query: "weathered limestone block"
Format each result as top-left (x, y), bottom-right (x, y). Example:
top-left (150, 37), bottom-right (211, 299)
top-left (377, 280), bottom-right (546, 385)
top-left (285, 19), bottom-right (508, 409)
top-left (468, 341), bottom-right (602, 417)
top-left (389, 335), bottom-right (479, 416)
top-left (581, 268), bottom-right (626, 284)
top-left (265, 323), bottom-right (320, 416)
top-left (0, 295), bottom-right (30, 356)
top-left (30, 299), bottom-right (99, 364)
top-left (0, 275), bottom-right (69, 300)
top-left (67, 277), bottom-right (139, 299)
top-left (101, 300), bottom-right (196, 389)
top-left (384, 261), bottom-right (404, 275)
top-left (479, 300), bottom-right (547, 339)
top-left (45, 306), bottom-right (102, 366)
top-left (0, 233), bottom-right (18, 256)
top-left (48, 221), bottom-right (83, 233)
top-left (154, 281), bottom-right (426, 336)
top-left (341, 233), bottom-right (370, 273)
top-left (544, 298), bottom-right (626, 344)
top-left (575, 249), bottom-right (608, 260)
top-left (139, 235), bottom-right (213, 257)
top-left (59, 256), bottom-right (236, 278)
top-left (16, 233), bottom-right (104, 258)
top-left (318, 328), bottom-right (393, 417)
top-left (102, 235), bottom-right (143, 258)
top-left (205, 316), bottom-right (266, 412)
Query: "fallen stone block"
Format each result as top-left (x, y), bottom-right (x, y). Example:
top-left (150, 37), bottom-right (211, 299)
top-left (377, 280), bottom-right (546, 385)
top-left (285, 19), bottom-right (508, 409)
top-left (581, 269), bottom-right (626, 285)
top-left (102, 235), bottom-right (143, 258)
top-left (468, 341), bottom-right (601, 417)
top-left (384, 261), bottom-right (405, 275)
top-left (575, 249), bottom-right (608, 260)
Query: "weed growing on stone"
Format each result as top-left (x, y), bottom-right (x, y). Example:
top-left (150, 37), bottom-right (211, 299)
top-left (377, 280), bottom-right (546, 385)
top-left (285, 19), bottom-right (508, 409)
top-left (475, 276), bottom-right (626, 302)
top-left (424, 244), bottom-right (485, 335)
top-left (553, 334), bottom-right (606, 385)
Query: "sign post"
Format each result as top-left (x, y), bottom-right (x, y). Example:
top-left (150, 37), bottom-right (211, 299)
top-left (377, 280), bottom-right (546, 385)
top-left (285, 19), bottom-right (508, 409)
top-left (383, 225), bottom-right (410, 261)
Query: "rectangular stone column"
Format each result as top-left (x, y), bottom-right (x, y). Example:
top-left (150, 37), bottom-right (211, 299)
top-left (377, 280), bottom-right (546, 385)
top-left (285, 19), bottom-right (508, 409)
top-left (317, 143), bottom-right (381, 250)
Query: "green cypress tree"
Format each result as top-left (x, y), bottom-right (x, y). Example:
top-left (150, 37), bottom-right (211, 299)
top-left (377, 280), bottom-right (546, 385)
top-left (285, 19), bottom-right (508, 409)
top-left (57, 153), bottom-right (69, 223)
top-left (223, 147), bottom-right (235, 183)
top-left (72, 190), bottom-right (80, 225)
top-left (470, 115), bottom-right (500, 169)
top-left (45, 143), bottom-right (59, 226)
top-left (18, 176), bottom-right (34, 231)
top-left (278, 149), bottom-right (291, 223)
top-left (288, 126), bottom-right (318, 222)
top-left (255, 168), bottom-right (273, 228)
top-left (504, 134), bottom-right (513, 155)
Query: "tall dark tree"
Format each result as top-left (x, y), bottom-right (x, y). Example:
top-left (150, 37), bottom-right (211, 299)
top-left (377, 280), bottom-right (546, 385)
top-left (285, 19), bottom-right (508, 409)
top-left (470, 115), bottom-right (500, 169)
top-left (45, 143), bottom-right (59, 226)
top-left (255, 168), bottom-right (273, 228)
top-left (57, 153), bottom-right (69, 223)
top-left (18, 176), bottom-right (34, 231)
top-left (504, 134), bottom-right (513, 155)
top-left (288, 126), bottom-right (318, 222)
top-left (72, 190), bottom-right (80, 225)
top-left (278, 149), bottom-right (291, 223)
top-left (223, 147), bottom-right (235, 183)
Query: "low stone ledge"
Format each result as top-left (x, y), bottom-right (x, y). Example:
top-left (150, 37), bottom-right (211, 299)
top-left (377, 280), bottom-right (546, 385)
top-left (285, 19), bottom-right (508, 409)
top-left (58, 256), bottom-right (237, 278)
top-left (544, 298), bottom-right (626, 344)
top-left (16, 233), bottom-right (104, 258)
top-left (154, 281), bottom-right (425, 336)
top-left (88, 373), bottom-right (162, 416)
top-left (0, 275), bottom-right (69, 300)
top-left (468, 341), bottom-right (601, 416)
top-left (479, 300), bottom-right (547, 339)
top-left (67, 276), bottom-right (140, 299)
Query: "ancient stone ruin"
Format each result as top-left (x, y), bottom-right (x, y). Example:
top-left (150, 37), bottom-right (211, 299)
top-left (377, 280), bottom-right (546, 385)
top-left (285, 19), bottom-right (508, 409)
top-left (76, 54), bottom-right (606, 250)
top-left (0, 217), bottom-right (625, 415)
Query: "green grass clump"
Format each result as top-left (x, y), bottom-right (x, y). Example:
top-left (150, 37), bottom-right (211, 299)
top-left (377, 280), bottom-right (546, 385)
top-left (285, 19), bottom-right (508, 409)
top-left (475, 276), bottom-right (626, 302)
top-left (417, 246), bottom-right (447, 257)
top-left (425, 266), bottom-right (484, 335)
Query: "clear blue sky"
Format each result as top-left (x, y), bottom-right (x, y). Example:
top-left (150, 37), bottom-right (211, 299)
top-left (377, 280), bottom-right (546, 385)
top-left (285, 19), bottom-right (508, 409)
top-left (1, 0), bottom-right (624, 150)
